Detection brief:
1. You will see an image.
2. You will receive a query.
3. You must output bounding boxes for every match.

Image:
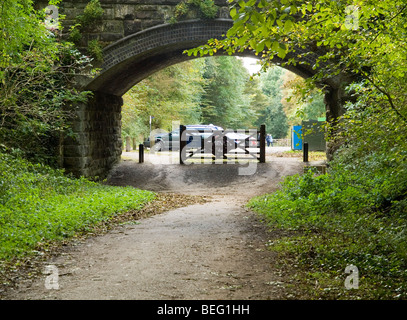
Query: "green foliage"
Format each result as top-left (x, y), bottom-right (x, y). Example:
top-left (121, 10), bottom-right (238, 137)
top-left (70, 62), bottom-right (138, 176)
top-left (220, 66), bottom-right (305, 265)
top-left (122, 57), bottom-right (302, 138)
top-left (187, 0), bottom-right (407, 121)
top-left (68, 0), bottom-right (104, 45)
top-left (87, 39), bottom-right (103, 62)
top-left (122, 57), bottom-right (281, 139)
top-left (193, 0), bottom-right (219, 19)
top-left (256, 67), bottom-right (289, 138)
top-left (282, 73), bottom-right (326, 126)
top-left (174, 2), bottom-right (189, 18)
top-left (248, 76), bottom-right (407, 298)
top-left (78, 0), bottom-right (104, 28)
top-left (0, 2), bottom-right (93, 165)
top-left (68, 24), bottom-right (82, 43)
top-left (0, 152), bottom-right (156, 261)
top-left (121, 60), bottom-right (206, 140)
top-left (200, 56), bottom-right (252, 129)
top-left (248, 125), bottom-right (407, 298)
top-left (173, 0), bottom-right (219, 21)
top-left (0, 0), bottom-right (58, 68)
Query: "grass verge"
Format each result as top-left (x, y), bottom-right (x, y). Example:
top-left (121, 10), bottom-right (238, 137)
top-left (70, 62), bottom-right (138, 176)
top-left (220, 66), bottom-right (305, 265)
top-left (0, 152), bottom-right (156, 262)
top-left (247, 162), bottom-right (407, 299)
top-left (273, 150), bottom-right (327, 161)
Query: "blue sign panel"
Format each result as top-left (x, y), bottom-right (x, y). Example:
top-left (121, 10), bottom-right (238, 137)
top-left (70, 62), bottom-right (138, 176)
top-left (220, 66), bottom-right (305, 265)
top-left (292, 125), bottom-right (303, 150)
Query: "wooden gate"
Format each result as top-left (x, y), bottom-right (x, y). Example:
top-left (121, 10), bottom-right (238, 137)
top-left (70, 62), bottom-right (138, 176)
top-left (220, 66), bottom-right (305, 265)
top-left (179, 125), bottom-right (265, 164)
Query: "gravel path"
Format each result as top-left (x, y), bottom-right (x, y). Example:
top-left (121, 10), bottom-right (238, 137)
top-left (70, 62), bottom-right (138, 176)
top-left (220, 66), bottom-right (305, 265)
top-left (4, 155), bottom-right (304, 300)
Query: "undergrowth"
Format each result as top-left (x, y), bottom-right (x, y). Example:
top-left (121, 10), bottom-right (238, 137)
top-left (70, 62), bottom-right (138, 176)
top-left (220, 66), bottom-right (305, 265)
top-left (248, 150), bottom-right (407, 299)
top-left (0, 152), bottom-right (156, 261)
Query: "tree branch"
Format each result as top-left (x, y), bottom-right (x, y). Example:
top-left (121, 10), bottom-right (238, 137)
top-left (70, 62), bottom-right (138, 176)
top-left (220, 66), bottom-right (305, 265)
top-left (368, 3), bottom-right (407, 45)
top-left (360, 70), bottom-right (407, 124)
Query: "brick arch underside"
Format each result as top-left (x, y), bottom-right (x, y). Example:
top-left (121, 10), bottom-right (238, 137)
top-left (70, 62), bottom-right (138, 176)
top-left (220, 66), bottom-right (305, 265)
top-left (85, 19), bottom-right (322, 97)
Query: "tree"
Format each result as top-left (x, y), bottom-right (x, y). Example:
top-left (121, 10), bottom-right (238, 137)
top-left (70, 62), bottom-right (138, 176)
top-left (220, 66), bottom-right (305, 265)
top-left (122, 56), bottom-right (268, 139)
top-left (1, 0), bottom-right (54, 67)
top-left (186, 0), bottom-right (407, 157)
top-left (121, 59), bottom-right (206, 141)
top-left (0, 0), bottom-right (92, 165)
top-left (200, 56), bottom-right (251, 129)
top-left (281, 72), bottom-right (325, 126)
top-left (254, 67), bottom-right (289, 138)
top-left (187, 0), bottom-right (407, 123)
top-left (242, 76), bottom-right (268, 128)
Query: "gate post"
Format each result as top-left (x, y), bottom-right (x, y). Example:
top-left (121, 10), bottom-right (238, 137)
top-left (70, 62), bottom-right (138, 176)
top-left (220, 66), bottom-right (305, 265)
top-left (179, 125), bottom-right (186, 165)
top-left (211, 135), bottom-right (216, 163)
top-left (259, 124), bottom-right (266, 163)
top-left (223, 135), bottom-right (227, 160)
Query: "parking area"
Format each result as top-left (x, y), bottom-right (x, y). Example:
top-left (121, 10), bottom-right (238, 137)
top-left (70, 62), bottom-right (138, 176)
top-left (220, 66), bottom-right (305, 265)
top-left (121, 146), bottom-right (292, 165)
top-left (110, 149), bottom-right (302, 197)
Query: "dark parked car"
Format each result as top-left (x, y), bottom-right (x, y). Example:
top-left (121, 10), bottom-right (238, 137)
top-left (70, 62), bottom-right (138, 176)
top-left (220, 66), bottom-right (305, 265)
top-left (144, 124), bottom-right (224, 151)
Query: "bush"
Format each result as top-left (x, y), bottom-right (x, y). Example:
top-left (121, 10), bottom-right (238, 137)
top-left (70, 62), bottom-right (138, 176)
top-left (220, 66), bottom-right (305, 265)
top-left (68, 24), bottom-right (82, 43)
top-left (77, 0), bottom-right (104, 29)
top-left (173, 0), bottom-right (218, 21)
top-left (68, 0), bottom-right (104, 48)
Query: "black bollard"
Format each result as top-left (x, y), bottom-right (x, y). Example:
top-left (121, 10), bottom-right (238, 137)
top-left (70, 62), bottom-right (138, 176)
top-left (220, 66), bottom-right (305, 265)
top-left (303, 142), bottom-right (309, 162)
top-left (139, 144), bottom-right (144, 163)
top-left (259, 124), bottom-right (266, 163)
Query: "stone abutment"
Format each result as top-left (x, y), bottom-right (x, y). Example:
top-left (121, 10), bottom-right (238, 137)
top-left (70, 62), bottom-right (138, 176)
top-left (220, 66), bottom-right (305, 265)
top-left (63, 92), bottom-right (122, 178)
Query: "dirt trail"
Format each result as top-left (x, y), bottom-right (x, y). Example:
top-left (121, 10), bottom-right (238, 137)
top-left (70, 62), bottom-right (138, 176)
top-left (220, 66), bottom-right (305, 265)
top-left (4, 156), bottom-right (303, 300)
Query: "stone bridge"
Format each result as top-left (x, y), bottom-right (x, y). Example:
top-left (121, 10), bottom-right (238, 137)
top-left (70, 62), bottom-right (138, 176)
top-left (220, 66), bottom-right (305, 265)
top-left (42, 0), bottom-right (350, 178)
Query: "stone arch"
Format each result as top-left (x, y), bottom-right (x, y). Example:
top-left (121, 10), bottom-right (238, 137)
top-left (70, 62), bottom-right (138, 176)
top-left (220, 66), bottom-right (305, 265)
top-left (65, 19), bottom-right (347, 178)
top-left (84, 19), bottom-right (325, 96)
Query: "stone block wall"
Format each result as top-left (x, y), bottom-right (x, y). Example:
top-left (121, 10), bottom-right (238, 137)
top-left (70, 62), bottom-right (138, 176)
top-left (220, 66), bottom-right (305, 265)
top-left (63, 91), bottom-right (123, 178)
top-left (58, 0), bottom-right (231, 48)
